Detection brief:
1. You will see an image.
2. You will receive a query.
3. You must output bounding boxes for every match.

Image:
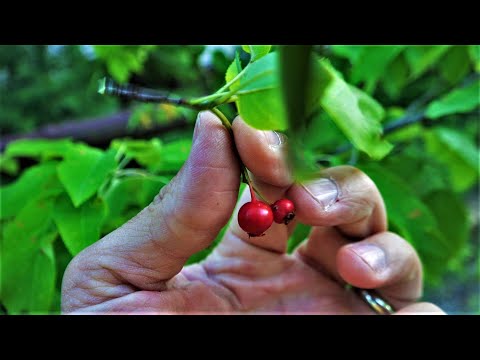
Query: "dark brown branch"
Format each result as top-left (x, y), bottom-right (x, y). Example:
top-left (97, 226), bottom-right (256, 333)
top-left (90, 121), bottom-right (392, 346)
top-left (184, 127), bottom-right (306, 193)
top-left (0, 111), bottom-right (189, 152)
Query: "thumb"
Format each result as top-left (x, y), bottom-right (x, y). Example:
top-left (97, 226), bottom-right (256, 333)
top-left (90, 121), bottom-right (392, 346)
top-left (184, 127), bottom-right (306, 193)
top-left (64, 111), bottom-right (240, 293)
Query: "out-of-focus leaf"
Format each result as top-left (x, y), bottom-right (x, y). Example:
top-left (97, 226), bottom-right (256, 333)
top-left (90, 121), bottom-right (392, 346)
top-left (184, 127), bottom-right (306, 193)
top-left (349, 85), bottom-right (385, 123)
top-left (317, 59), bottom-right (393, 159)
top-left (350, 46), bottom-right (405, 93)
top-left (439, 46), bottom-right (471, 85)
top-left (425, 79), bottom-right (480, 119)
top-left (404, 46), bottom-right (451, 79)
top-left (330, 45), bottom-right (365, 64)
top-left (424, 127), bottom-right (479, 192)
top-left (57, 147), bottom-right (117, 207)
top-left (0, 154), bottom-right (19, 176)
top-left (5, 139), bottom-right (74, 160)
top-left (53, 194), bottom-right (107, 256)
top-left (1, 198), bottom-right (57, 314)
top-left (93, 45), bottom-right (157, 83)
top-left (379, 145), bottom-right (451, 197)
top-left (287, 223), bottom-right (311, 253)
top-left (423, 190), bottom-right (470, 268)
top-left (468, 45), bottom-right (480, 72)
top-left (0, 162), bottom-right (63, 220)
top-left (382, 54), bottom-right (410, 99)
top-left (111, 138), bottom-right (163, 168)
top-left (103, 176), bottom-right (168, 232)
top-left (241, 45), bottom-right (272, 62)
top-left (279, 45), bottom-right (317, 180)
top-left (151, 139), bottom-right (192, 173)
top-left (360, 163), bottom-right (451, 284)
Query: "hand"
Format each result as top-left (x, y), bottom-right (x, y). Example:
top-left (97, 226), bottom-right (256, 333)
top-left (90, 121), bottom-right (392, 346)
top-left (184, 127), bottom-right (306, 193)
top-left (62, 112), bottom-right (444, 314)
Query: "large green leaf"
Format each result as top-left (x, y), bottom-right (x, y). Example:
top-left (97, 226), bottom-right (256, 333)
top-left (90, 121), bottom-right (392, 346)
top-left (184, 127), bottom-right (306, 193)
top-left (57, 147), bottom-right (117, 207)
top-left (1, 197), bottom-right (58, 313)
top-left (424, 127), bottom-right (479, 192)
top-left (5, 139), bottom-right (74, 160)
top-left (278, 45), bottom-right (317, 180)
top-left (0, 162), bottom-right (63, 220)
top-left (53, 194), bottom-right (107, 256)
top-left (360, 164), bottom-right (451, 283)
top-left (404, 45), bottom-right (451, 79)
top-left (317, 59), bottom-right (393, 159)
top-left (242, 45), bottom-right (272, 62)
top-left (233, 52), bottom-right (287, 131)
top-left (350, 45), bottom-right (405, 93)
top-left (425, 79), bottom-right (480, 119)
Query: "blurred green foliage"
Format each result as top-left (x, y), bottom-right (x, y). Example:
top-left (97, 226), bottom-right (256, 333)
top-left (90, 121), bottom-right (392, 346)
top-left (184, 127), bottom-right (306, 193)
top-left (0, 45), bottom-right (479, 314)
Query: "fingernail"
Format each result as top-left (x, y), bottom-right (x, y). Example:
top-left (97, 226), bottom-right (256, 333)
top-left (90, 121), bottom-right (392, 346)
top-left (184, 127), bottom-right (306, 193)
top-left (302, 177), bottom-right (339, 210)
top-left (264, 131), bottom-right (286, 149)
top-left (351, 244), bottom-right (387, 274)
top-left (193, 112), bottom-right (204, 143)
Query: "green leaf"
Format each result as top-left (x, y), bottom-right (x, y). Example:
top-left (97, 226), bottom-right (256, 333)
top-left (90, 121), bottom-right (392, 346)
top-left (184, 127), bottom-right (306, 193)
top-left (0, 154), bottom-right (19, 176)
top-left (57, 147), bottom-right (117, 207)
top-left (422, 190), bottom-right (470, 267)
top-left (379, 145), bottom-right (452, 197)
top-left (330, 45), bottom-right (366, 64)
top-left (151, 139), bottom-right (192, 173)
top-left (404, 46), bottom-right (451, 79)
top-left (0, 162), bottom-right (63, 220)
top-left (349, 85), bottom-right (385, 123)
top-left (111, 138), bottom-right (163, 168)
top-left (5, 139), bottom-right (74, 160)
top-left (225, 60), bottom-right (240, 84)
top-left (93, 45), bottom-right (157, 83)
top-left (287, 223), bottom-right (311, 253)
top-left (1, 198), bottom-right (58, 313)
top-left (382, 54), bottom-right (410, 99)
top-left (439, 46), bottom-right (471, 85)
top-left (468, 45), bottom-right (480, 72)
top-left (350, 45), bottom-right (405, 93)
top-left (103, 176), bottom-right (168, 233)
top-left (424, 127), bottom-right (479, 192)
top-left (317, 59), bottom-right (393, 159)
top-left (278, 45), bottom-right (317, 180)
top-left (425, 79), bottom-right (480, 119)
top-left (232, 52), bottom-right (287, 130)
top-left (53, 194), bottom-right (107, 256)
top-left (360, 163), bottom-right (451, 283)
top-left (242, 45), bottom-right (272, 62)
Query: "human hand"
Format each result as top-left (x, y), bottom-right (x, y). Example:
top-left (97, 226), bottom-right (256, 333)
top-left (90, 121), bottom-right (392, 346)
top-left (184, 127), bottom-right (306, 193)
top-left (62, 112), bottom-right (444, 314)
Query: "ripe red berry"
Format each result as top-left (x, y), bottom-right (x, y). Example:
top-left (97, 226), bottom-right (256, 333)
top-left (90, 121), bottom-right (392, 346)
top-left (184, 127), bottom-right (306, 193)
top-left (238, 200), bottom-right (274, 237)
top-left (271, 198), bottom-right (296, 225)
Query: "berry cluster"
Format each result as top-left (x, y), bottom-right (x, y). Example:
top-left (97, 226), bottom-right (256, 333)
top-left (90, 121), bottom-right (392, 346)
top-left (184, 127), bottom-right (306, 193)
top-left (238, 184), bottom-right (295, 237)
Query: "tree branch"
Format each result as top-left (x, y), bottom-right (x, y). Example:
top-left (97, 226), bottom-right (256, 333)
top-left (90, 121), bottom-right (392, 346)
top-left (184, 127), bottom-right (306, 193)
top-left (0, 111), bottom-right (189, 152)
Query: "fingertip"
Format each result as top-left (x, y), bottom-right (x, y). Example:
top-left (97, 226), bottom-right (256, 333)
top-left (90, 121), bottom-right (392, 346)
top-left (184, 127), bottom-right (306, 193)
top-left (337, 244), bottom-right (387, 289)
top-left (232, 117), bottom-right (291, 187)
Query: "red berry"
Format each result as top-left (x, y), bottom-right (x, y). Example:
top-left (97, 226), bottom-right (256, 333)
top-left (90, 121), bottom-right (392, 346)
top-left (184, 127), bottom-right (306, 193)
top-left (238, 200), bottom-right (274, 237)
top-left (271, 198), bottom-right (296, 225)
